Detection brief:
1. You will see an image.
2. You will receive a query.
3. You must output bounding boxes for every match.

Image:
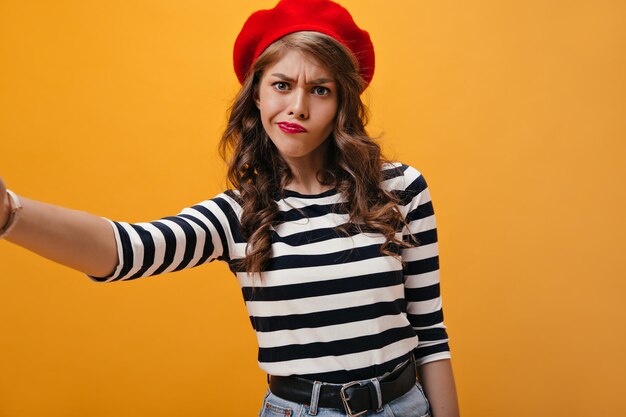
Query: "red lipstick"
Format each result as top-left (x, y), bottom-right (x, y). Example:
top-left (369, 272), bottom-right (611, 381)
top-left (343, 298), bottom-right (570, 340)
top-left (277, 122), bottom-right (307, 133)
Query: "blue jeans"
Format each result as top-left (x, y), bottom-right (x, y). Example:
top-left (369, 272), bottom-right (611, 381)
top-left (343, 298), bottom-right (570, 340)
top-left (258, 382), bottom-right (431, 417)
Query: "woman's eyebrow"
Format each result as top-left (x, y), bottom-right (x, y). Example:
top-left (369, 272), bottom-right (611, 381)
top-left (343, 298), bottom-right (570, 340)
top-left (270, 73), bottom-right (335, 85)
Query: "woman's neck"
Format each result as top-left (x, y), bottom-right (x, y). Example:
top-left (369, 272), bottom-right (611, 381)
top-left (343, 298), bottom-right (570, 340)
top-left (286, 178), bottom-right (333, 195)
top-left (282, 146), bottom-right (333, 195)
top-left (284, 164), bottom-right (332, 195)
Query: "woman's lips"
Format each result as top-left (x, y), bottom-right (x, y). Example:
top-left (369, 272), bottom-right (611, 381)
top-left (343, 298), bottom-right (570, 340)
top-left (277, 122), bottom-right (307, 133)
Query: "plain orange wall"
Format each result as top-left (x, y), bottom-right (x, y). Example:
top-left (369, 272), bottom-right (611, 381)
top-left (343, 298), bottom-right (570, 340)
top-left (1, 1), bottom-right (625, 416)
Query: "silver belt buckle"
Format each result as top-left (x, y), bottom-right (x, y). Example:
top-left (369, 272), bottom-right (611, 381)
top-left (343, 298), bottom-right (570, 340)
top-left (339, 380), bottom-right (368, 417)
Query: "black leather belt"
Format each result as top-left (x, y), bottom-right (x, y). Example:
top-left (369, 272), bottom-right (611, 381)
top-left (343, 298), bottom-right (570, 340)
top-left (268, 357), bottom-right (416, 417)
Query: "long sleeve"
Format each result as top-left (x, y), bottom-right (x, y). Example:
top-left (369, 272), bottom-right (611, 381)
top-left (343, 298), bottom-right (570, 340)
top-left (88, 192), bottom-right (242, 283)
top-left (398, 166), bottom-right (451, 366)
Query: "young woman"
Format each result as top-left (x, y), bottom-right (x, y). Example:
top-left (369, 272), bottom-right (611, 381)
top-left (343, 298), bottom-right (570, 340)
top-left (0, 0), bottom-right (459, 416)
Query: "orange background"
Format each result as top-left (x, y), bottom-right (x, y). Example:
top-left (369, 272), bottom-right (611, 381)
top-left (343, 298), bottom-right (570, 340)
top-left (1, 1), bottom-right (625, 416)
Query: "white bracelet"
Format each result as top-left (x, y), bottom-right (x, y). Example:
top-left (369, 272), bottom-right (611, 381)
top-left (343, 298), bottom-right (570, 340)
top-left (0, 190), bottom-right (22, 239)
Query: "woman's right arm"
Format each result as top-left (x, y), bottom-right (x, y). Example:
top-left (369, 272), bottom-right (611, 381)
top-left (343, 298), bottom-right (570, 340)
top-left (0, 177), bottom-right (118, 278)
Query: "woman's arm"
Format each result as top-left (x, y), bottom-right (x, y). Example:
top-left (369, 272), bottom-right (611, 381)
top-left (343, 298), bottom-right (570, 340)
top-left (394, 166), bottom-right (459, 415)
top-left (0, 177), bottom-right (118, 277)
top-left (418, 359), bottom-right (460, 417)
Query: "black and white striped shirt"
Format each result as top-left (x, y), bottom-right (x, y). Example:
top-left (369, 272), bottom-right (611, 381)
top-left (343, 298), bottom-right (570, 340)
top-left (90, 163), bottom-right (450, 382)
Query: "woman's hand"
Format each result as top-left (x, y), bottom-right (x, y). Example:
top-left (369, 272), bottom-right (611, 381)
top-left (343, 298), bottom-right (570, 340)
top-left (0, 177), bottom-right (10, 229)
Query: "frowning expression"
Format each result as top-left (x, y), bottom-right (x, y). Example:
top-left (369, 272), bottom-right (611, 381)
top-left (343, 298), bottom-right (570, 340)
top-left (256, 49), bottom-right (338, 167)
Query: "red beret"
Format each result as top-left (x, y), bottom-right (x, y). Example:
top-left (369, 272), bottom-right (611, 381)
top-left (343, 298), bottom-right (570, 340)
top-left (233, 0), bottom-right (375, 88)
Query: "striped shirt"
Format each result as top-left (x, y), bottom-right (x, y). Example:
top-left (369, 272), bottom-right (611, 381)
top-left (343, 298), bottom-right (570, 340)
top-left (90, 163), bottom-right (450, 382)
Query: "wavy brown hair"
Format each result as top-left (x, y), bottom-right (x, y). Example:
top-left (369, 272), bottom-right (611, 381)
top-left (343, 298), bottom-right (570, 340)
top-left (219, 31), bottom-right (412, 274)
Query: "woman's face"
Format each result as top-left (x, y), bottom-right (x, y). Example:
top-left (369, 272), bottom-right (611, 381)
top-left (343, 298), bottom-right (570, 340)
top-left (256, 49), bottom-right (338, 169)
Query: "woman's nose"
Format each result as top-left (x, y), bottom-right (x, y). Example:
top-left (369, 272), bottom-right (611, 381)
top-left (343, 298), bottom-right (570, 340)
top-left (288, 89), bottom-right (309, 119)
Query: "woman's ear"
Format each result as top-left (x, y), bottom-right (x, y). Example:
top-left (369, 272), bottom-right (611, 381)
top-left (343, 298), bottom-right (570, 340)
top-left (253, 91), bottom-right (260, 108)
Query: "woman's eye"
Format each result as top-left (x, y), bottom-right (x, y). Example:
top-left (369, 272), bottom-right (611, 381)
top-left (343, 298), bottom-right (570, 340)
top-left (313, 86), bottom-right (330, 96)
top-left (273, 82), bottom-right (289, 91)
